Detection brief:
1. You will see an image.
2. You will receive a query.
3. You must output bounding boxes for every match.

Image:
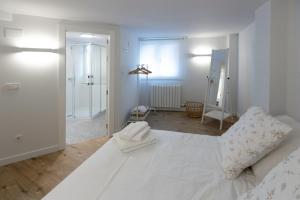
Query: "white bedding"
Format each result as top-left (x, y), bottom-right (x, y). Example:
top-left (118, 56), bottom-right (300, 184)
top-left (43, 130), bottom-right (256, 200)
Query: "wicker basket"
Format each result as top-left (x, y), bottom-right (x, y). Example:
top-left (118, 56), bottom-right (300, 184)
top-left (186, 102), bottom-right (203, 118)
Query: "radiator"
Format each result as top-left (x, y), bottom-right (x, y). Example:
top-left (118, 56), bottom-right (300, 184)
top-left (150, 84), bottom-right (181, 109)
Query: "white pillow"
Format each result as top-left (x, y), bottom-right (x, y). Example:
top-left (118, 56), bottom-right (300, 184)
top-left (239, 106), bottom-right (265, 120)
top-left (238, 147), bottom-right (300, 200)
top-left (252, 115), bottom-right (300, 182)
top-left (220, 107), bottom-right (292, 179)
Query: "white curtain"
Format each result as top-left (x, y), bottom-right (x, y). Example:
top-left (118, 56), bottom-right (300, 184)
top-left (140, 39), bottom-right (184, 79)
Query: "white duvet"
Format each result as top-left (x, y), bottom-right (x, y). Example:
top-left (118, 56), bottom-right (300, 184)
top-left (43, 130), bottom-right (256, 200)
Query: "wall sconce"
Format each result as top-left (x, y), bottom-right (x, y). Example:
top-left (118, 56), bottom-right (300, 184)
top-left (188, 53), bottom-right (212, 57)
top-left (3, 27), bottom-right (58, 53)
top-left (188, 46), bottom-right (213, 66)
top-left (18, 36), bottom-right (59, 53)
top-left (193, 56), bottom-right (211, 65)
top-left (2, 45), bottom-right (59, 54)
top-left (187, 53), bottom-right (212, 65)
top-left (19, 47), bottom-right (58, 53)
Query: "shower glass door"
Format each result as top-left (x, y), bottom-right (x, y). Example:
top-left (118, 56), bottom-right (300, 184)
top-left (68, 44), bottom-right (106, 119)
top-left (91, 45), bottom-right (101, 117)
top-left (100, 46), bottom-right (107, 113)
top-left (73, 45), bottom-right (91, 118)
top-left (91, 45), bottom-right (107, 116)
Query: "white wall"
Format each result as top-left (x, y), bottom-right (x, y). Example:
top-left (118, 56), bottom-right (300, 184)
top-left (238, 0), bottom-right (296, 119)
top-left (0, 15), bottom-right (60, 165)
top-left (269, 0), bottom-right (289, 115)
top-left (253, 1), bottom-right (271, 112)
top-left (238, 23), bottom-right (255, 115)
top-left (183, 36), bottom-right (228, 104)
top-left (118, 27), bottom-right (139, 128)
top-left (238, 0), bottom-right (288, 116)
top-left (0, 15), bottom-right (138, 165)
top-left (228, 34), bottom-right (239, 114)
top-left (286, 0), bottom-right (300, 121)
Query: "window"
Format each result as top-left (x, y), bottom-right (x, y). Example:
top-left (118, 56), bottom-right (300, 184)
top-left (140, 39), bottom-right (183, 79)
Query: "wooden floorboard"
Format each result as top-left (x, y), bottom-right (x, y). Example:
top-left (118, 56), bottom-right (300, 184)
top-left (0, 137), bottom-right (109, 200)
top-left (146, 111), bottom-right (237, 136)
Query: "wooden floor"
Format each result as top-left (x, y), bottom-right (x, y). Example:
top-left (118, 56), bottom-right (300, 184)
top-left (146, 111), bottom-right (237, 136)
top-left (0, 137), bottom-right (109, 200)
top-left (0, 111), bottom-right (237, 200)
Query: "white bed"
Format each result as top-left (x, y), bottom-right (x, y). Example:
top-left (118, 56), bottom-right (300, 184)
top-left (43, 130), bottom-right (256, 200)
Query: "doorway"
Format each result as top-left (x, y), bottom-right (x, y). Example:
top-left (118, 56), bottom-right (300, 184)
top-left (65, 32), bottom-right (109, 144)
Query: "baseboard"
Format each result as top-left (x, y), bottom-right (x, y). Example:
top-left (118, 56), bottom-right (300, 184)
top-left (0, 145), bottom-right (59, 167)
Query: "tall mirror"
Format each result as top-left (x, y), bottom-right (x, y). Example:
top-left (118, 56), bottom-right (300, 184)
top-left (201, 49), bottom-right (231, 130)
top-left (207, 49), bottom-right (228, 108)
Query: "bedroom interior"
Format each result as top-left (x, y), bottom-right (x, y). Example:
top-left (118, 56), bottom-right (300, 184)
top-left (0, 0), bottom-right (299, 199)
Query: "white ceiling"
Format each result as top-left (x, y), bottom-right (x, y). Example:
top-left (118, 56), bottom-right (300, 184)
top-left (0, 0), bottom-right (268, 36)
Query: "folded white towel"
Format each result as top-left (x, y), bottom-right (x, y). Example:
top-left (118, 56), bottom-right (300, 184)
top-left (131, 126), bottom-right (151, 142)
top-left (130, 126), bottom-right (150, 142)
top-left (119, 121), bottom-right (149, 141)
top-left (131, 105), bottom-right (148, 114)
top-left (113, 132), bottom-right (157, 153)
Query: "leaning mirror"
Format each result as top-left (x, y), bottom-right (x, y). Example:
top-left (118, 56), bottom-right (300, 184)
top-left (201, 49), bottom-right (232, 130)
top-left (207, 50), bottom-right (228, 108)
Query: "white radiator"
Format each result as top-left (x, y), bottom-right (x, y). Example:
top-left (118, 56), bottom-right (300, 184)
top-left (150, 84), bottom-right (181, 109)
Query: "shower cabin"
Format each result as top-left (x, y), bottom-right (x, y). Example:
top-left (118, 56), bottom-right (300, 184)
top-left (66, 43), bottom-right (107, 119)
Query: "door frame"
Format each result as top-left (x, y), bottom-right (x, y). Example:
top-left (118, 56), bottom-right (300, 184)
top-left (57, 22), bottom-right (117, 149)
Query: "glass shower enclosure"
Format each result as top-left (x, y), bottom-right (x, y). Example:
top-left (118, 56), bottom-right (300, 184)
top-left (66, 44), bottom-right (107, 119)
